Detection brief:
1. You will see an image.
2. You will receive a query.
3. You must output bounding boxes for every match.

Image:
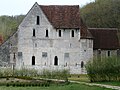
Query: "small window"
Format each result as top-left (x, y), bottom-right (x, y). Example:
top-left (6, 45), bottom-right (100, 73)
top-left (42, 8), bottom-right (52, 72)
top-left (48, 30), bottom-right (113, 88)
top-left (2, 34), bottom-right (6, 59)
top-left (71, 30), bottom-right (74, 37)
top-left (59, 30), bottom-right (61, 37)
top-left (13, 53), bottom-right (16, 59)
top-left (33, 29), bottom-right (35, 37)
top-left (32, 56), bottom-right (35, 65)
top-left (81, 61), bottom-right (84, 68)
top-left (64, 53), bottom-right (69, 58)
top-left (117, 49), bottom-right (120, 57)
top-left (46, 29), bottom-right (48, 37)
top-left (108, 51), bottom-right (111, 57)
top-left (98, 49), bottom-right (101, 54)
top-left (35, 43), bottom-right (37, 47)
top-left (42, 52), bottom-right (47, 57)
top-left (36, 16), bottom-right (40, 25)
top-left (18, 52), bottom-right (22, 57)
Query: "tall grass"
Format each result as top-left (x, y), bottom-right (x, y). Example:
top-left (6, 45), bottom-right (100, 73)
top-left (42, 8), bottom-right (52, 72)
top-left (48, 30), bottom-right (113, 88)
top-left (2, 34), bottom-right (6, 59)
top-left (86, 56), bottom-right (120, 82)
top-left (41, 69), bottom-right (69, 81)
top-left (0, 68), bottom-right (69, 81)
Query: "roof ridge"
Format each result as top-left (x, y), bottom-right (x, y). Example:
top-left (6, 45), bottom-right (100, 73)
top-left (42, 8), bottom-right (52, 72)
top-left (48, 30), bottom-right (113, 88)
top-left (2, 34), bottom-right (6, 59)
top-left (88, 28), bottom-right (118, 30)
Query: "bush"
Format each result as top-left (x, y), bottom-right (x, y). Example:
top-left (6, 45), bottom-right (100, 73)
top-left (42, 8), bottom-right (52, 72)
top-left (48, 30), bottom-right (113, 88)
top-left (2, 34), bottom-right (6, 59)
top-left (86, 56), bottom-right (120, 82)
top-left (41, 69), bottom-right (69, 81)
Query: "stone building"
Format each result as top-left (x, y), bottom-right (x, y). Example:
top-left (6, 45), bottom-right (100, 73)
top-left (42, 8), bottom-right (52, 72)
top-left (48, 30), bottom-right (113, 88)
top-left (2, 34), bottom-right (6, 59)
top-left (0, 2), bottom-right (93, 74)
top-left (89, 28), bottom-right (120, 59)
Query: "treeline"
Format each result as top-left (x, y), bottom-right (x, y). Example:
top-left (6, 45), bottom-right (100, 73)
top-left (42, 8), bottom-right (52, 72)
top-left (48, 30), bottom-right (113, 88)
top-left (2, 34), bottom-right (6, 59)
top-left (81, 0), bottom-right (120, 28)
top-left (0, 15), bottom-right (25, 40)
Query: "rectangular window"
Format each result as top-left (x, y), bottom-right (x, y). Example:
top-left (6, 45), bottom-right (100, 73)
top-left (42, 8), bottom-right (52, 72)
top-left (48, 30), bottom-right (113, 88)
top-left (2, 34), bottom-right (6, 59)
top-left (71, 30), bottom-right (74, 37)
top-left (89, 40), bottom-right (92, 48)
top-left (117, 49), bottom-right (120, 57)
top-left (33, 29), bottom-right (35, 37)
top-left (108, 51), bottom-right (111, 57)
top-left (18, 52), bottom-right (22, 57)
top-left (36, 16), bottom-right (40, 25)
top-left (42, 52), bottom-right (47, 57)
top-left (64, 53), bottom-right (69, 58)
top-left (59, 30), bottom-right (61, 37)
top-left (46, 29), bottom-right (48, 37)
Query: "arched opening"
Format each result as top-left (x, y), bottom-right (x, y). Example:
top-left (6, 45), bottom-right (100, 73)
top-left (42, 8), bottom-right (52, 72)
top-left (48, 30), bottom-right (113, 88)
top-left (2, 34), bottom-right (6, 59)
top-left (32, 56), bottom-right (35, 65)
top-left (54, 56), bottom-right (58, 66)
top-left (81, 61), bottom-right (84, 68)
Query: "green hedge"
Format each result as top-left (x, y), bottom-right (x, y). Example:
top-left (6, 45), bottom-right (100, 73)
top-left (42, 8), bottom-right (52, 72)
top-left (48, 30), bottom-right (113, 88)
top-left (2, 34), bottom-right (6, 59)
top-left (86, 56), bottom-right (120, 82)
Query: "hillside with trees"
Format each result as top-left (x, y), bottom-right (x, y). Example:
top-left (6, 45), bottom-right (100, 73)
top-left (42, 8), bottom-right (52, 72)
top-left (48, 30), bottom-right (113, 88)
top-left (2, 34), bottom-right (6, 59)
top-left (81, 0), bottom-right (120, 28)
top-left (0, 15), bottom-right (24, 40)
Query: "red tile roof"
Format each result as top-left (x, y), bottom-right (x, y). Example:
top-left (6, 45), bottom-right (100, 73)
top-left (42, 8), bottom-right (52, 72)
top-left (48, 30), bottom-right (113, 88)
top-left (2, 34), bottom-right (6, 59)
top-left (89, 28), bottom-right (120, 50)
top-left (40, 5), bottom-right (81, 29)
top-left (80, 19), bottom-right (93, 39)
top-left (40, 5), bottom-right (92, 39)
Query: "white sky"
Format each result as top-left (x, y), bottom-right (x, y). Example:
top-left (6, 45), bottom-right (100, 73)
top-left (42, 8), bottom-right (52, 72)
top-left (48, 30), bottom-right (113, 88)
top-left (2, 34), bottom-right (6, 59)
top-left (0, 0), bottom-right (95, 16)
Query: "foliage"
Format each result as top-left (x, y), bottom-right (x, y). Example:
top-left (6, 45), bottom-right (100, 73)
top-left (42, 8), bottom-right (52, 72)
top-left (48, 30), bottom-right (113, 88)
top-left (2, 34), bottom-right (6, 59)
top-left (86, 56), bottom-right (120, 82)
top-left (81, 0), bottom-right (120, 28)
top-left (0, 83), bottom-right (112, 90)
top-left (40, 69), bottom-right (69, 81)
top-left (0, 15), bottom-right (25, 40)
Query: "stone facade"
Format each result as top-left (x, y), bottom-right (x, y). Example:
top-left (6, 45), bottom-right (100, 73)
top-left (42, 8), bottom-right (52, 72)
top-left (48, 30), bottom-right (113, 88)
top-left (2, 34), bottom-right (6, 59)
top-left (0, 2), bottom-right (93, 74)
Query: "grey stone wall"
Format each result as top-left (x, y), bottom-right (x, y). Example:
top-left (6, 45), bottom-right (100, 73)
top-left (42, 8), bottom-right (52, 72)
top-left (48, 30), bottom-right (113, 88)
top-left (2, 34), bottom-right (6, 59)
top-left (0, 32), bottom-right (18, 67)
top-left (93, 49), bottom-right (119, 59)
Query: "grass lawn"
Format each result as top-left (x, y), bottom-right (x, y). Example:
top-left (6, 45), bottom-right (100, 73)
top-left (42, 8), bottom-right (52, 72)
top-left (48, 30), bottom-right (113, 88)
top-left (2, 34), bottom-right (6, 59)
top-left (68, 74), bottom-right (90, 82)
top-left (0, 83), bottom-right (112, 90)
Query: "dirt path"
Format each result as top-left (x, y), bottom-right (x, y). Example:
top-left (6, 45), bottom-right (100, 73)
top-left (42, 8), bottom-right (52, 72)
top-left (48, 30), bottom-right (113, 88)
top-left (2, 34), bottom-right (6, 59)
top-left (70, 81), bottom-right (120, 90)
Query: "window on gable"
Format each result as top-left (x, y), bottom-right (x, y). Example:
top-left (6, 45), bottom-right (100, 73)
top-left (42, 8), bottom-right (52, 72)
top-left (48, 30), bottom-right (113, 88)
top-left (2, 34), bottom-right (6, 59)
top-left (71, 30), bottom-right (74, 37)
top-left (59, 30), bottom-right (61, 37)
top-left (42, 52), bottom-right (47, 57)
top-left (46, 29), bottom-right (48, 37)
top-left (36, 16), bottom-right (40, 25)
top-left (33, 29), bottom-right (35, 37)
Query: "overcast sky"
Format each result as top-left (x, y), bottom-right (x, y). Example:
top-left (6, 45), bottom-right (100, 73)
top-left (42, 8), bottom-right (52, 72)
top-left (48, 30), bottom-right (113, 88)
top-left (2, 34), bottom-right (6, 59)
top-left (0, 0), bottom-right (95, 16)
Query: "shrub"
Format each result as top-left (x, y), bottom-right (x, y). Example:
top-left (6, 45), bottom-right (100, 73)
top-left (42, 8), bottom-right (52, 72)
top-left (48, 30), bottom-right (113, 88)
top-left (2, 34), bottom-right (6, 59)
top-left (41, 69), bottom-right (69, 80)
top-left (86, 56), bottom-right (120, 82)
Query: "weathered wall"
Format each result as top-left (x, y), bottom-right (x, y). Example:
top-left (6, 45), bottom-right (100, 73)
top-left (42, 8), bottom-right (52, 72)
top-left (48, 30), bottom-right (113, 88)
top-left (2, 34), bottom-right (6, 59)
top-left (0, 32), bottom-right (18, 67)
top-left (93, 49), bottom-right (118, 59)
top-left (16, 3), bottom-right (93, 74)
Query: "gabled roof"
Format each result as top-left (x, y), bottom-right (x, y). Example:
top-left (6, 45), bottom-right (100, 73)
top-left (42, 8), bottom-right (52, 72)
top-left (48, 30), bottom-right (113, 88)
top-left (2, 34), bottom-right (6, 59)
top-left (80, 19), bottom-right (93, 39)
top-left (39, 4), bottom-right (92, 39)
top-left (40, 5), bottom-right (81, 29)
top-left (89, 28), bottom-right (120, 50)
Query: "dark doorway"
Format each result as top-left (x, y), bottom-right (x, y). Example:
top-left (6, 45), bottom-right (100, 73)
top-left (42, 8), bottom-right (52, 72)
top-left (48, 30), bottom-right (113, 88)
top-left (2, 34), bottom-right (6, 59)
top-left (81, 61), bottom-right (84, 68)
top-left (54, 56), bottom-right (58, 66)
top-left (32, 56), bottom-right (35, 65)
